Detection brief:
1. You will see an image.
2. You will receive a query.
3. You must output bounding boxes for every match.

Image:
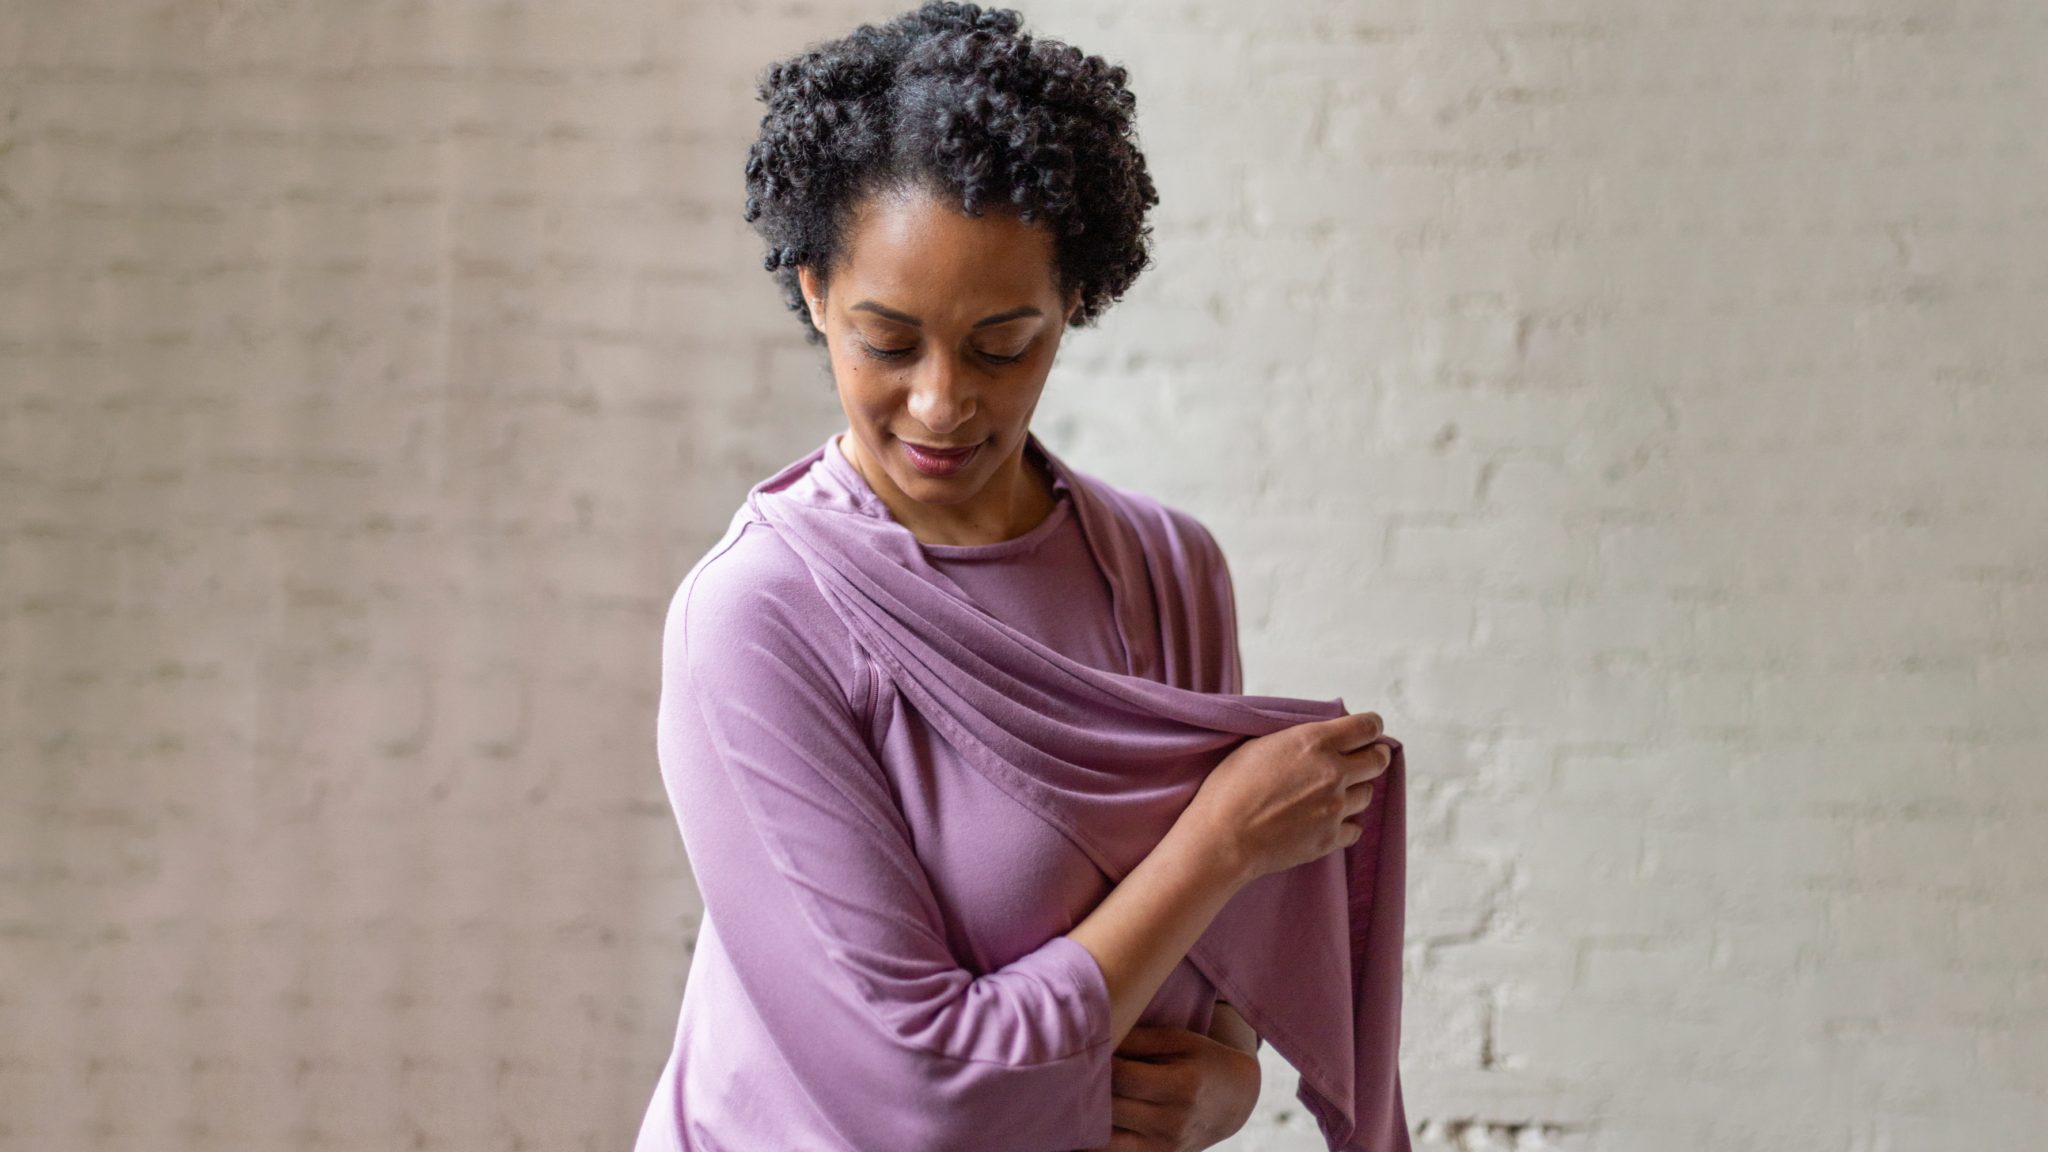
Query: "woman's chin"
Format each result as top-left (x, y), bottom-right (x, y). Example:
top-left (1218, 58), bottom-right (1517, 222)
top-left (888, 467), bottom-right (985, 507)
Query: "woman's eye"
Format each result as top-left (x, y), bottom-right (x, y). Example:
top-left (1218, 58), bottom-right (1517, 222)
top-left (860, 342), bottom-right (916, 362)
top-left (978, 347), bottom-right (1029, 366)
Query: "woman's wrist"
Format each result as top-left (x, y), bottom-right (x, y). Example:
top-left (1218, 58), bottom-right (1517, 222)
top-left (1163, 798), bottom-right (1259, 895)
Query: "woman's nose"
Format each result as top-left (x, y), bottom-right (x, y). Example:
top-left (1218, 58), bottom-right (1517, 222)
top-left (905, 352), bottom-right (977, 434)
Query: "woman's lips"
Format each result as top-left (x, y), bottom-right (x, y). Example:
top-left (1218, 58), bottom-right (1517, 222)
top-left (899, 439), bottom-right (981, 478)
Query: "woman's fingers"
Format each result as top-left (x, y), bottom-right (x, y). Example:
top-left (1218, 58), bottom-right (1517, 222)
top-left (1110, 1045), bottom-right (1199, 1105)
top-left (1340, 740), bottom-right (1393, 786)
top-left (1197, 711), bottom-right (1395, 880)
top-left (1112, 1025), bottom-right (1197, 1060)
top-left (1096, 1126), bottom-right (1171, 1152)
top-left (1342, 780), bottom-right (1375, 818)
top-left (1318, 710), bottom-right (1384, 754)
top-left (1109, 1092), bottom-right (1178, 1133)
top-left (1089, 1127), bottom-right (1166, 1152)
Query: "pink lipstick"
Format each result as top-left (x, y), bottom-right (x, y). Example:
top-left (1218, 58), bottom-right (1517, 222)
top-left (900, 439), bottom-right (980, 478)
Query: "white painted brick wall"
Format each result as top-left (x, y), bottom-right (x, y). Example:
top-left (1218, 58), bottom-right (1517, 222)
top-left (2, 2), bottom-right (2042, 1151)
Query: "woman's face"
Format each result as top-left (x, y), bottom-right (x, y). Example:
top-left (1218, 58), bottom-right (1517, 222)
top-left (800, 187), bottom-right (1077, 517)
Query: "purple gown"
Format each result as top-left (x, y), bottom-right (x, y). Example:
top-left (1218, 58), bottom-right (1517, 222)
top-left (635, 439), bottom-right (1408, 1152)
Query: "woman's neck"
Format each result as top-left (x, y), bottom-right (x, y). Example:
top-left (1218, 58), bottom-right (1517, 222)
top-left (837, 433), bottom-right (1056, 547)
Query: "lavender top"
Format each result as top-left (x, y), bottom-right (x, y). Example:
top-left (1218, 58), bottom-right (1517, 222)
top-left (635, 439), bottom-right (1408, 1152)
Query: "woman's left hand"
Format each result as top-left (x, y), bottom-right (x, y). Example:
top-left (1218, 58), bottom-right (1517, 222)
top-left (1091, 1024), bottom-right (1261, 1151)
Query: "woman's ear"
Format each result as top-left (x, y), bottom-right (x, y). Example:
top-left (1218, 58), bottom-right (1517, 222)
top-left (798, 266), bottom-right (829, 334)
top-left (1064, 287), bottom-right (1084, 325)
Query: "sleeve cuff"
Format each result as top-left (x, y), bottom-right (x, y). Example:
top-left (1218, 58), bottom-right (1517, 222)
top-left (1033, 934), bottom-right (1114, 1058)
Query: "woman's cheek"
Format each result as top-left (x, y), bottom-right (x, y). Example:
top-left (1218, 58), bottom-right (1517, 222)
top-left (839, 370), bottom-right (896, 430)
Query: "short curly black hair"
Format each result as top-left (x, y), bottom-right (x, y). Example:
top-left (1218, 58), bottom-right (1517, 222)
top-left (744, 2), bottom-right (1158, 343)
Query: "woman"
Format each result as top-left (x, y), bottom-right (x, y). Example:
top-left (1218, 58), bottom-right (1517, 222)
top-left (636, 6), bottom-right (1408, 1151)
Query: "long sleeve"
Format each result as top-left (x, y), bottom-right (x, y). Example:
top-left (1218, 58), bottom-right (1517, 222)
top-left (658, 523), bottom-right (1116, 1152)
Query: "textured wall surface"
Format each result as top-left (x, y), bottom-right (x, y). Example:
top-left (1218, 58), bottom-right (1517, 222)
top-left (2, 3), bottom-right (2042, 1152)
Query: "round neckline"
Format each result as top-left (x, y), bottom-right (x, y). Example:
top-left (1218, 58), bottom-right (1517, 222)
top-left (918, 495), bottom-right (1074, 561)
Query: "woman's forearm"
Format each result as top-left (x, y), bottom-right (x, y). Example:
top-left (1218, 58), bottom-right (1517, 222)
top-left (1066, 712), bottom-right (1390, 1048)
top-left (1065, 816), bottom-right (1251, 1047)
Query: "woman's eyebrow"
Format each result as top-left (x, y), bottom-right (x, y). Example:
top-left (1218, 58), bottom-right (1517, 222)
top-left (850, 301), bottom-right (921, 326)
top-left (847, 302), bottom-right (1044, 328)
top-left (972, 306), bottom-right (1043, 328)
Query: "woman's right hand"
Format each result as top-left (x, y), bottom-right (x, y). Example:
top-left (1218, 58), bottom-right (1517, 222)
top-left (1066, 711), bottom-right (1393, 1048)
top-left (1179, 712), bottom-right (1392, 883)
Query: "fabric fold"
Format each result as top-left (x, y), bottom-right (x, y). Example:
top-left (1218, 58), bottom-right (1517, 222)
top-left (746, 439), bottom-right (1410, 1152)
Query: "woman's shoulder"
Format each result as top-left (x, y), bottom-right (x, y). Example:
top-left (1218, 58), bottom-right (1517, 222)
top-left (1060, 464), bottom-right (1232, 574)
top-left (1056, 464), bottom-right (1241, 690)
top-left (667, 512), bottom-right (849, 668)
top-left (1130, 488), bottom-right (1226, 555)
top-left (659, 513), bottom-right (878, 761)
